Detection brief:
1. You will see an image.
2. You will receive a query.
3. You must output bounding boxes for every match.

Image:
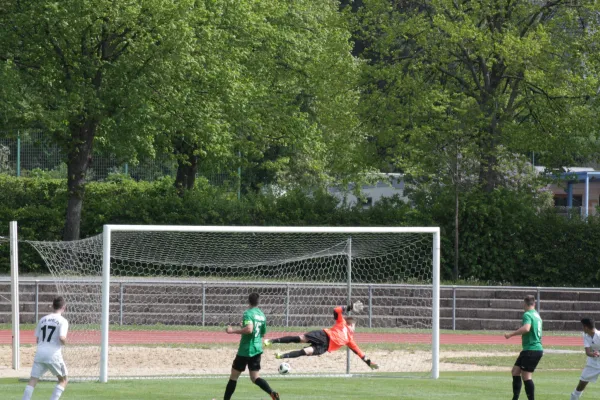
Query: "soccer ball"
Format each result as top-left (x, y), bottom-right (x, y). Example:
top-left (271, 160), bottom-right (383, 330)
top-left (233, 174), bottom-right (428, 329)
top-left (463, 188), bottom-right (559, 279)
top-left (278, 362), bottom-right (291, 375)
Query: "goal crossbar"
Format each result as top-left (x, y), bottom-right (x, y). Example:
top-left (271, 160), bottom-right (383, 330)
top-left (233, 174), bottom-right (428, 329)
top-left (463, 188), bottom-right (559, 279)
top-left (100, 225), bottom-right (441, 383)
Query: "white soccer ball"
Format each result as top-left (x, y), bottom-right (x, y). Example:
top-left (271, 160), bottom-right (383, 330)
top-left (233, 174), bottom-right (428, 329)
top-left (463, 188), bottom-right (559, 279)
top-left (278, 362), bottom-right (291, 375)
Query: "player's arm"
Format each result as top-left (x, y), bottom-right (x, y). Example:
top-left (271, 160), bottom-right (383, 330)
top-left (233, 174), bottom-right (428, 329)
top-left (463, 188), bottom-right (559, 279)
top-left (60, 320), bottom-right (69, 345)
top-left (584, 347), bottom-right (600, 357)
top-left (333, 306), bottom-right (345, 323)
top-left (34, 322), bottom-right (41, 345)
top-left (348, 339), bottom-right (379, 369)
top-left (504, 323), bottom-right (531, 339)
top-left (226, 318), bottom-right (253, 335)
top-left (339, 301), bottom-right (364, 316)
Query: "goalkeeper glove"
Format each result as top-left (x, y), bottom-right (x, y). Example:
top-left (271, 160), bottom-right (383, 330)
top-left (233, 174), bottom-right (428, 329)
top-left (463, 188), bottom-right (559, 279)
top-left (347, 300), bottom-right (364, 313)
top-left (362, 355), bottom-right (379, 370)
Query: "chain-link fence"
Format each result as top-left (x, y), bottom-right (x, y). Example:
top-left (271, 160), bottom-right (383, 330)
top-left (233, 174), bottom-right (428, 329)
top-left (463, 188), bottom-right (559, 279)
top-left (0, 130), bottom-right (236, 185)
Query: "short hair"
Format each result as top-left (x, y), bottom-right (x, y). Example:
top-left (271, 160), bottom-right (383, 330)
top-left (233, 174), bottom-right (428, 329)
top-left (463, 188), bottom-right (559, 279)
top-left (346, 317), bottom-right (356, 325)
top-left (582, 318), bottom-right (595, 329)
top-left (248, 293), bottom-right (260, 307)
top-left (53, 296), bottom-right (66, 311)
top-left (524, 295), bottom-right (536, 306)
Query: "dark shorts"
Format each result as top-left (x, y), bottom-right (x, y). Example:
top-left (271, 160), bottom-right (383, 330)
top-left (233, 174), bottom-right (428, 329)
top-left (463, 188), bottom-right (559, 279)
top-left (514, 350), bottom-right (543, 372)
top-left (232, 354), bottom-right (261, 372)
top-left (305, 330), bottom-right (330, 356)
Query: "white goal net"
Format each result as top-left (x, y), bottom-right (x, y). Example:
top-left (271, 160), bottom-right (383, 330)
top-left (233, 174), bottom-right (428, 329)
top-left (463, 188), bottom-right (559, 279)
top-left (25, 226), bottom-right (440, 381)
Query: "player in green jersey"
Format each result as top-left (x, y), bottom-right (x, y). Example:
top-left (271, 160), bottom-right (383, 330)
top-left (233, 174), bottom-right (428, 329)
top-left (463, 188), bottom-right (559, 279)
top-left (504, 295), bottom-right (543, 400)
top-left (223, 293), bottom-right (280, 400)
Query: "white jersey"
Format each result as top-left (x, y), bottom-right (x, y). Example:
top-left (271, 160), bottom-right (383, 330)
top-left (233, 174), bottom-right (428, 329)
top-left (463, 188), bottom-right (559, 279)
top-left (584, 331), bottom-right (600, 368)
top-left (34, 313), bottom-right (69, 363)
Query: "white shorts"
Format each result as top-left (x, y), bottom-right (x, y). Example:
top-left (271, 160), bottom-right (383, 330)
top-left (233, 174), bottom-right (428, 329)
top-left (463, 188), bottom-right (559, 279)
top-left (581, 366), bottom-right (600, 383)
top-left (30, 361), bottom-right (68, 378)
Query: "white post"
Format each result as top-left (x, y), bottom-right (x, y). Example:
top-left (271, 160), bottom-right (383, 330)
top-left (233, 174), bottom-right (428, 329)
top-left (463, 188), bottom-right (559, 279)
top-left (10, 221), bottom-right (20, 370)
top-left (346, 237), bottom-right (352, 375)
top-left (100, 226), bottom-right (111, 383)
top-left (585, 173), bottom-right (590, 218)
top-left (432, 229), bottom-right (440, 379)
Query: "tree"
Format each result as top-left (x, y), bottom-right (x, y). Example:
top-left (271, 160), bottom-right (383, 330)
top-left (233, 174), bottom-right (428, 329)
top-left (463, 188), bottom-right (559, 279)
top-left (165, 0), bottom-right (365, 193)
top-left (357, 0), bottom-right (600, 192)
top-left (0, 0), bottom-right (216, 239)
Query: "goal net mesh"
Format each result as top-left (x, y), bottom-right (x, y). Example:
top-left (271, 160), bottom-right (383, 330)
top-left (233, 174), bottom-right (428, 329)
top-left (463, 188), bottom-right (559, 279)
top-left (27, 229), bottom-right (435, 379)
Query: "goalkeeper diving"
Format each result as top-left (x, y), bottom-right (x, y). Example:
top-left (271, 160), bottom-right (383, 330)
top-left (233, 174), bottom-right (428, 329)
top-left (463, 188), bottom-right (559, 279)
top-left (264, 300), bottom-right (379, 370)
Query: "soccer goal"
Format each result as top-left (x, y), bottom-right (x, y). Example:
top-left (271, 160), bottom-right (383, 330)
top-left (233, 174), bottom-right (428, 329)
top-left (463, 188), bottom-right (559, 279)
top-left (25, 225), bottom-right (440, 382)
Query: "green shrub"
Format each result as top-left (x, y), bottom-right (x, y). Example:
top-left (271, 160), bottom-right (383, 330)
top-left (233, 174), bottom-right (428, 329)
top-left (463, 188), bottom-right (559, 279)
top-left (2, 174), bottom-right (599, 286)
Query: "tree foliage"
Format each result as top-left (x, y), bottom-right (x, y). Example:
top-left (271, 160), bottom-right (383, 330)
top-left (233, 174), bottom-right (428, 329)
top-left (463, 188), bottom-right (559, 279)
top-left (0, 0), bottom-right (364, 238)
top-left (357, 0), bottom-right (600, 190)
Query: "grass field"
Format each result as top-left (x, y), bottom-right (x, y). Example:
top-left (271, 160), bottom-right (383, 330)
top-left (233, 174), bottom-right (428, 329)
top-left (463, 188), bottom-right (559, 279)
top-left (1, 371), bottom-right (598, 399)
top-left (1, 327), bottom-right (590, 398)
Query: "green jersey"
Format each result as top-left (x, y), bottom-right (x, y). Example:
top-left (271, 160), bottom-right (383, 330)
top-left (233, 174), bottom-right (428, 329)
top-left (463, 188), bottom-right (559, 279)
top-left (237, 307), bottom-right (267, 357)
top-left (522, 309), bottom-right (543, 351)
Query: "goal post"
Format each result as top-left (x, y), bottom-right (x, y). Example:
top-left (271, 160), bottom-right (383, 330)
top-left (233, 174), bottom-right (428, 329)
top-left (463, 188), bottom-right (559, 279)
top-left (25, 224), bottom-right (440, 382)
top-left (97, 225), bottom-right (441, 383)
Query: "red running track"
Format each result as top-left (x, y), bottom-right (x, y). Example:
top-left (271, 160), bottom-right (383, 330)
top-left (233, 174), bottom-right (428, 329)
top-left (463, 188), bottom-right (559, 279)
top-left (0, 330), bottom-right (583, 346)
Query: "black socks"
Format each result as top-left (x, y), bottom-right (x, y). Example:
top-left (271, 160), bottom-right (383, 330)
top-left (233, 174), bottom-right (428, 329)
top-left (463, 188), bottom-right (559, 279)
top-left (523, 379), bottom-right (535, 400)
top-left (272, 336), bottom-right (301, 344)
top-left (512, 376), bottom-right (522, 400)
top-left (254, 378), bottom-right (274, 395)
top-left (281, 349), bottom-right (307, 358)
top-left (224, 379), bottom-right (237, 400)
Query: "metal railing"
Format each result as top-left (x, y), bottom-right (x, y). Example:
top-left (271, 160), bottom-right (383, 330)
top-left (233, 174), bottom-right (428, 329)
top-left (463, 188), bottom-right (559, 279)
top-left (3, 278), bottom-right (600, 329)
top-left (0, 131), bottom-right (236, 184)
top-left (1, 278), bottom-right (434, 328)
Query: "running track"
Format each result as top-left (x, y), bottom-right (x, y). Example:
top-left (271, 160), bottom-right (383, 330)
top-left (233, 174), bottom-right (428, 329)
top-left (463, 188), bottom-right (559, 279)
top-left (0, 330), bottom-right (583, 346)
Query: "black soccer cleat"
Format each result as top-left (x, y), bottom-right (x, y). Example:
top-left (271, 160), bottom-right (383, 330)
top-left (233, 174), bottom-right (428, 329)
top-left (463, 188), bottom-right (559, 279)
top-left (270, 391), bottom-right (280, 400)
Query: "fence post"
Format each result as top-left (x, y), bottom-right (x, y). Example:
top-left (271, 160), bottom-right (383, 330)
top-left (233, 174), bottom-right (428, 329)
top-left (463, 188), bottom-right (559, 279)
top-left (16, 132), bottom-right (21, 177)
top-left (124, 163), bottom-right (129, 176)
top-left (201, 282), bottom-right (206, 327)
top-left (285, 284), bottom-right (290, 327)
top-left (34, 280), bottom-right (39, 323)
top-left (537, 287), bottom-right (541, 312)
top-left (119, 283), bottom-right (124, 326)
top-left (368, 285), bottom-right (373, 328)
top-left (452, 286), bottom-right (456, 331)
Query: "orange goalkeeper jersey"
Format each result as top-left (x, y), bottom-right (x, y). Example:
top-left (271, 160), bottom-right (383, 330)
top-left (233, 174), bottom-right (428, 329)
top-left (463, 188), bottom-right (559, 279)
top-left (323, 306), bottom-right (365, 359)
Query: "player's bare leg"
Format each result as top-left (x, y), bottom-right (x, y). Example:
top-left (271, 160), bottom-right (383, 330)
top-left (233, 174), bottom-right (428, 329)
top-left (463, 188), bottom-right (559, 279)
top-left (224, 368), bottom-right (242, 400)
top-left (21, 377), bottom-right (38, 400)
top-left (50, 375), bottom-right (68, 400)
top-left (265, 334), bottom-right (309, 346)
top-left (276, 346), bottom-right (314, 359)
top-left (520, 370), bottom-right (535, 400)
top-left (571, 380), bottom-right (589, 400)
top-left (249, 370), bottom-right (280, 400)
top-left (511, 365), bottom-right (522, 400)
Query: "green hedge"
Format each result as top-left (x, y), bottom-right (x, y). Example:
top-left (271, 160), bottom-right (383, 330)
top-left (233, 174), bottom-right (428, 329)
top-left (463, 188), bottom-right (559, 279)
top-left (1, 174), bottom-right (599, 286)
top-left (0, 175), bottom-right (414, 274)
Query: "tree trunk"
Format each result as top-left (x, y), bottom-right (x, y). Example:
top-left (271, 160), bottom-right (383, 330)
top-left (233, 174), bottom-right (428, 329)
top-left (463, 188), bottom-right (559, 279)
top-left (174, 136), bottom-right (198, 193)
top-left (479, 113), bottom-right (499, 192)
top-left (63, 119), bottom-right (97, 241)
top-left (480, 152), bottom-right (498, 193)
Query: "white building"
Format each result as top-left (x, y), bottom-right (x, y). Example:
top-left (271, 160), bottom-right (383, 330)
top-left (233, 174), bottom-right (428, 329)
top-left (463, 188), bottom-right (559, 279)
top-left (328, 173), bottom-right (408, 208)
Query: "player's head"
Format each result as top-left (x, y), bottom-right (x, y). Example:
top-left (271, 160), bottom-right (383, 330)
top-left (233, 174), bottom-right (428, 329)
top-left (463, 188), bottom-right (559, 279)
top-left (523, 295), bottom-right (536, 310)
top-left (248, 292), bottom-right (260, 307)
top-left (53, 296), bottom-right (66, 313)
top-left (345, 316), bottom-right (357, 332)
top-left (581, 318), bottom-right (596, 335)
